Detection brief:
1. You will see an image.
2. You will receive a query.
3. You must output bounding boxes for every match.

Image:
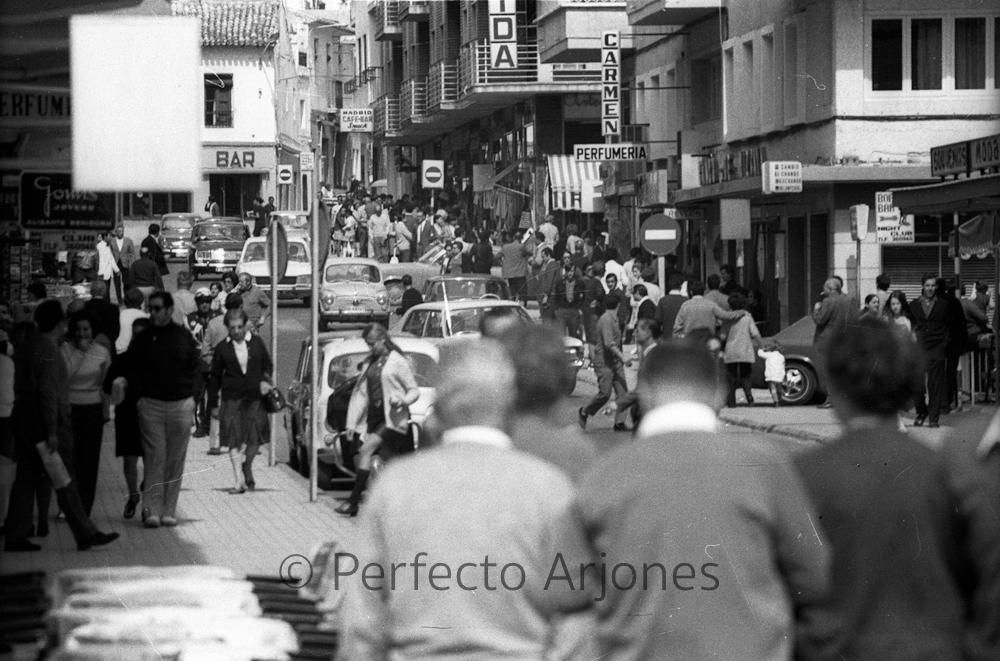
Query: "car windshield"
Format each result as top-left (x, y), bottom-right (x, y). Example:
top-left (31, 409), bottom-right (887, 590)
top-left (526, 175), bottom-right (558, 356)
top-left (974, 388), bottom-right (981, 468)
top-left (273, 213), bottom-right (309, 229)
top-left (287, 242), bottom-right (309, 262)
top-left (244, 242), bottom-right (309, 263)
top-left (328, 351), bottom-right (437, 389)
top-left (427, 279), bottom-right (506, 301)
top-left (325, 264), bottom-right (380, 283)
top-left (163, 219), bottom-right (192, 231)
top-left (194, 225), bottom-right (244, 241)
top-left (406, 305), bottom-right (529, 337)
top-left (242, 244), bottom-right (267, 262)
top-left (417, 245), bottom-right (446, 264)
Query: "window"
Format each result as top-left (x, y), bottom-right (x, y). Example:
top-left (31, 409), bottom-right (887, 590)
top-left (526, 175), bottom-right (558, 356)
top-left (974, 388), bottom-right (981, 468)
top-left (204, 74), bottom-right (233, 127)
top-left (298, 51), bottom-right (308, 67)
top-left (955, 18), bottom-right (986, 89)
top-left (784, 19), bottom-right (804, 121)
top-left (690, 57), bottom-right (721, 124)
top-left (761, 31), bottom-right (775, 128)
top-left (122, 192), bottom-right (191, 221)
top-left (871, 20), bottom-right (903, 90)
top-left (911, 19), bottom-right (942, 90)
top-left (996, 18), bottom-right (1000, 88)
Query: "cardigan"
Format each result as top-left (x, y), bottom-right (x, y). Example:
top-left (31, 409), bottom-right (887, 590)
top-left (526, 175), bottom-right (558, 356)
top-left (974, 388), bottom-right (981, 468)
top-left (207, 333), bottom-right (273, 407)
top-left (345, 350), bottom-right (419, 435)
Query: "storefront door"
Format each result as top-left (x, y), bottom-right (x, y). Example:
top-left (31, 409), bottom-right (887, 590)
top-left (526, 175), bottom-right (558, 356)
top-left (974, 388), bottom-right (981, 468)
top-left (209, 173), bottom-right (261, 219)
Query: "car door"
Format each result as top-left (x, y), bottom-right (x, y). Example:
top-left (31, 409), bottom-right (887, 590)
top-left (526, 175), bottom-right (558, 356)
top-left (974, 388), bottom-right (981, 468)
top-left (286, 341), bottom-right (311, 461)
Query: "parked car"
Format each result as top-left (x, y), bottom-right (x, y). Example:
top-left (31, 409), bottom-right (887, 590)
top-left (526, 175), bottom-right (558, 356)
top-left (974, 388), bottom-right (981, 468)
top-left (159, 213), bottom-right (203, 260)
top-left (319, 257), bottom-right (390, 327)
top-left (398, 299), bottom-right (584, 393)
top-left (286, 334), bottom-right (439, 489)
top-left (261, 210), bottom-right (310, 241)
top-left (187, 218), bottom-right (249, 278)
top-left (421, 274), bottom-right (511, 302)
top-left (382, 242), bottom-right (504, 308)
top-left (238, 236), bottom-right (312, 306)
top-left (750, 314), bottom-right (825, 405)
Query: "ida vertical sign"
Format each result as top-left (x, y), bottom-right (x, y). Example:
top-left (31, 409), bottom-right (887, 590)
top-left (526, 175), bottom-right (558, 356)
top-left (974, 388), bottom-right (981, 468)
top-left (488, 0), bottom-right (518, 69)
top-left (601, 31), bottom-right (620, 137)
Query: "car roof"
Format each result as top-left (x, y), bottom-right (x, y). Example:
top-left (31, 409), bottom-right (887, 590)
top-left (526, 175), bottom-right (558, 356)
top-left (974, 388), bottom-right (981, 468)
top-left (271, 210), bottom-right (310, 216)
top-left (195, 217), bottom-right (244, 225)
top-left (318, 335), bottom-right (439, 360)
top-left (244, 236), bottom-right (309, 246)
top-left (321, 256), bottom-right (381, 268)
top-left (426, 274), bottom-right (503, 282)
top-left (405, 299), bottom-right (525, 312)
top-left (161, 213), bottom-right (203, 220)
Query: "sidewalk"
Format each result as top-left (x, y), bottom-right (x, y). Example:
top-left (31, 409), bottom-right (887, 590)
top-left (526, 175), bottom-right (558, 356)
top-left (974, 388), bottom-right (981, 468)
top-left (0, 422), bottom-right (360, 577)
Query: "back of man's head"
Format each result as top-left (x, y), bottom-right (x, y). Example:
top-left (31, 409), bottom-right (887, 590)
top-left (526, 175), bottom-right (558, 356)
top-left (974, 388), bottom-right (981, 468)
top-left (434, 339), bottom-right (515, 431)
top-left (35, 299), bottom-right (65, 334)
top-left (402, 274), bottom-right (413, 287)
top-left (688, 280), bottom-right (706, 296)
top-left (706, 274), bottom-right (721, 290)
top-left (496, 324), bottom-right (573, 415)
top-left (638, 339), bottom-right (726, 412)
top-left (124, 288), bottom-right (144, 309)
top-left (224, 292), bottom-right (244, 310)
top-left (89, 280), bottom-right (108, 299)
top-left (876, 274), bottom-right (891, 290)
top-left (825, 277), bottom-right (842, 294)
top-left (667, 272), bottom-right (685, 292)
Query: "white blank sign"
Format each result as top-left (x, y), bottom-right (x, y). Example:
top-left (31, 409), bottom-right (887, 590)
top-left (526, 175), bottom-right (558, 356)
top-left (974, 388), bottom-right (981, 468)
top-left (71, 15), bottom-right (201, 191)
top-left (645, 229), bottom-right (677, 240)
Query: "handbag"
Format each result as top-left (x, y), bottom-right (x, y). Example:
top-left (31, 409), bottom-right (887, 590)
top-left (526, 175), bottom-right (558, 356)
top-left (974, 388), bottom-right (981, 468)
top-left (262, 386), bottom-right (287, 414)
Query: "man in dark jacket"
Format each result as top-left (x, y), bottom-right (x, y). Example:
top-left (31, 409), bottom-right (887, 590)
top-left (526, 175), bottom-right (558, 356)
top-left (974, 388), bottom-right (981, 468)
top-left (141, 223), bottom-right (169, 276)
top-left (654, 272), bottom-right (688, 338)
top-left (910, 275), bottom-right (956, 427)
top-left (129, 246), bottom-right (164, 299)
top-left (396, 274), bottom-right (423, 316)
top-left (553, 255), bottom-right (585, 339)
top-left (812, 276), bottom-right (857, 408)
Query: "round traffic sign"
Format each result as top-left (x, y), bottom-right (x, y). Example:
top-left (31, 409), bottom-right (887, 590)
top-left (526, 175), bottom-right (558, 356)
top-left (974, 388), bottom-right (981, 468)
top-left (277, 165), bottom-right (294, 185)
top-left (640, 214), bottom-right (682, 256)
top-left (424, 166), bottom-right (442, 183)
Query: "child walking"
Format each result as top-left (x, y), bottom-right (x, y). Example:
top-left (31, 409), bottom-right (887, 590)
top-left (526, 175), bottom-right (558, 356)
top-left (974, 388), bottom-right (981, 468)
top-left (757, 340), bottom-right (786, 407)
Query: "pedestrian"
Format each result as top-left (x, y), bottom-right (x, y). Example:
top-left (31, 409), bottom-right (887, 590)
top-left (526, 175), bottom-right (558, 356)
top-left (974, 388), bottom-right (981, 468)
top-left (141, 224), bottom-right (169, 276)
top-left (338, 338), bottom-right (591, 659)
top-left (909, 274), bottom-right (953, 427)
top-left (673, 279), bottom-right (748, 342)
top-left (602, 273), bottom-right (631, 334)
top-left (535, 247), bottom-right (560, 321)
top-left (104, 316), bottom-right (151, 519)
top-left (470, 229), bottom-right (493, 274)
top-left (757, 339), bottom-right (786, 407)
top-left (170, 271), bottom-right (197, 325)
top-left (236, 272), bottom-right (271, 334)
top-left (859, 293), bottom-right (881, 319)
top-left (335, 324), bottom-right (419, 517)
top-left (115, 288), bottom-right (148, 354)
top-left (262, 196), bottom-right (276, 219)
top-left (653, 272), bottom-right (687, 338)
top-left (795, 316), bottom-right (1000, 661)
top-left (252, 196), bottom-right (267, 237)
top-left (564, 339), bottom-right (829, 660)
top-left (61, 310), bottom-right (111, 516)
top-left (705, 273), bottom-right (730, 310)
top-left (4, 302), bottom-right (119, 552)
top-left (723, 293), bottom-right (762, 407)
top-left (108, 224), bottom-right (138, 302)
top-left (553, 256), bottom-right (585, 339)
top-left (187, 288), bottom-right (221, 440)
top-left (121, 291), bottom-right (200, 528)
top-left (633, 284), bottom-right (656, 321)
top-left (538, 213), bottom-right (559, 245)
top-left (812, 276), bottom-right (856, 408)
top-left (412, 207), bottom-right (437, 258)
top-left (95, 230), bottom-right (119, 298)
top-left (207, 308), bottom-right (273, 494)
top-left (84, 280), bottom-right (121, 354)
top-left (391, 213), bottom-right (412, 263)
top-left (938, 277), bottom-right (968, 413)
top-left (441, 241), bottom-right (464, 275)
top-left (395, 274), bottom-right (422, 317)
top-left (578, 296), bottom-right (632, 432)
top-left (876, 273), bottom-right (892, 316)
top-left (129, 246), bottom-right (164, 302)
top-left (719, 263), bottom-right (745, 296)
top-left (501, 228), bottom-right (532, 302)
top-left (614, 316), bottom-right (661, 428)
top-left (204, 194), bottom-right (221, 217)
top-left (202, 292), bottom-right (244, 455)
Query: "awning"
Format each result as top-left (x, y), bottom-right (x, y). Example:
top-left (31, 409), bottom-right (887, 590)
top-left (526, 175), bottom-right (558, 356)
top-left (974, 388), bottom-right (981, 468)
top-left (949, 212), bottom-right (1000, 260)
top-left (889, 174), bottom-right (1000, 215)
top-left (547, 155), bottom-right (603, 212)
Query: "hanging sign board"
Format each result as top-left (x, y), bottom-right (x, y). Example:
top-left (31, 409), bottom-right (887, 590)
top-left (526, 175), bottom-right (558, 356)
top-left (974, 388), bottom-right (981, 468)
top-left (875, 191), bottom-right (912, 243)
top-left (488, 0), bottom-right (518, 69)
top-left (761, 161), bottom-right (802, 194)
top-left (601, 31), bottom-right (620, 137)
top-left (574, 143), bottom-right (648, 162)
top-left (339, 108), bottom-right (373, 132)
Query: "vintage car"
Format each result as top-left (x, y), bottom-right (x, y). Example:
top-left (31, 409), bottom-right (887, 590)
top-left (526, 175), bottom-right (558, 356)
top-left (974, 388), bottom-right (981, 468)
top-left (421, 274), bottom-right (512, 302)
top-left (238, 237), bottom-right (312, 306)
top-left (159, 213), bottom-right (203, 260)
top-left (261, 210), bottom-right (310, 241)
top-left (398, 299), bottom-right (584, 393)
top-left (187, 218), bottom-right (249, 278)
top-left (381, 242), bottom-right (504, 308)
top-left (319, 257), bottom-right (390, 327)
top-left (286, 334), bottom-right (439, 489)
top-left (750, 314), bottom-right (826, 405)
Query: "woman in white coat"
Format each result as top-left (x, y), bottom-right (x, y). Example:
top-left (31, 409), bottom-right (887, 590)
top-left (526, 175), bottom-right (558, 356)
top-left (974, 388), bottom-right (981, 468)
top-left (336, 323), bottom-right (419, 517)
top-left (96, 231), bottom-right (120, 293)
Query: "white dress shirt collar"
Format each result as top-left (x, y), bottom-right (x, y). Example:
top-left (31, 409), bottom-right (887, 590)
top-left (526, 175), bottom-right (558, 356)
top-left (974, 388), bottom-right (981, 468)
top-left (637, 402), bottom-right (717, 437)
top-left (441, 426), bottom-right (513, 449)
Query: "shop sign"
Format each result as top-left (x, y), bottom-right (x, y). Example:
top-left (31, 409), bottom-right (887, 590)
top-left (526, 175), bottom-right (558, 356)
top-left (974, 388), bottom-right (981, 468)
top-left (488, 0), bottom-right (518, 69)
top-left (699, 146), bottom-right (768, 186)
top-left (875, 191), bottom-right (912, 243)
top-left (762, 161), bottom-right (802, 194)
top-left (215, 150), bottom-right (257, 168)
top-left (574, 143), bottom-right (648, 162)
top-left (931, 140), bottom-right (968, 177)
top-left (663, 206), bottom-right (705, 220)
top-left (601, 31), bottom-right (620, 137)
top-left (19, 172), bottom-right (115, 231)
top-left (969, 133), bottom-right (1000, 172)
top-left (339, 108), bottom-right (373, 132)
top-left (37, 231), bottom-right (101, 252)
top-left (300, 152), bottom-right (315, 172)
top-left (0, 85), bottom-right (71, 126)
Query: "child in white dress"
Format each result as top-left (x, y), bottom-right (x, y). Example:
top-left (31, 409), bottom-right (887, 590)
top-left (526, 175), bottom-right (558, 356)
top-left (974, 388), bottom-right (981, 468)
top-left (757, 340), bottom-right (786, 407)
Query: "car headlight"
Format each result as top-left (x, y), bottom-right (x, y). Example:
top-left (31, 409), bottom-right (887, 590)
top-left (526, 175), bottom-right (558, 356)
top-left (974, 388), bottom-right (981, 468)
top-left (376, 294), bottom-right (387, 306)
top-left (321, 294), bottom-right (335, 306)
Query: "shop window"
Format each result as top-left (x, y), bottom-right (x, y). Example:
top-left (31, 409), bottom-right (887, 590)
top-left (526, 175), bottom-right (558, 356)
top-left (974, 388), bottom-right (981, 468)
top-left (170, 193), bottom-right (192, 212)
top-left (204, 74), bottom-right (233, 127)
top-left (911, 19), bottom-right (942, 90)
top-left (691, 56), bottom-right (722, 124)
top-left (871, 19), bottom-right (903, 90)
top-left (123, 192), bottom-right (192, 218)
top-left (955, 18), bottom-right (986, 89)
top-left (996, 18), bottom-right (1000, 88)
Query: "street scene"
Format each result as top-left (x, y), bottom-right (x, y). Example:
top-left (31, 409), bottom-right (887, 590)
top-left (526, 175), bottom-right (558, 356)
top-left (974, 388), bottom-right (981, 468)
top-left (1, 1), bottom-right (999, 660)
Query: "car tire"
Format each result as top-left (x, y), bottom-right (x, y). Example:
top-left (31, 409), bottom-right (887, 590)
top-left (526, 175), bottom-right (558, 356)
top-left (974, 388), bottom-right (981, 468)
top-left (301, 296), bottom-right (311, 308)
top-left (781, 363), bottom-right (818, 405)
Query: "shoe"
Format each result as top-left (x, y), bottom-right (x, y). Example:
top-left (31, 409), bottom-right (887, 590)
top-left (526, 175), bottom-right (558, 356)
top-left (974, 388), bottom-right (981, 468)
top-left (193, 430), bottom-right (208, 438)
top-left (246, 481), bottom-right (255, 492)
top-left (123, 495), bottom-right (140, 520)
top-left (928, 421), bottom-right (940, 428)
top-left (161, 516), bottom-right (178, 527)
top-left (78, 531), bottom-right (119, 551)
top-left (613, 423), bottom-right (630, 432)
top-left (913, 415), bottom-right (926, 427)
top-left (36, 521), bottom-right (49, 537)
top-left (335, 502), bottom-right (358, 517)
top-left (207, 448), bottom-right (222, 456)
top-left (577, 407), bottom-right (588, 430)
top-left (228, 487), bottom-right (247, 495)
top-left (774, 402), bottom-right (781, 408)
top-left (5, 539), bottom-right (42, 552)
top-left (817, 402), bottom-right (833, 409)
top-left (143, 513), bottom-right (161, 529)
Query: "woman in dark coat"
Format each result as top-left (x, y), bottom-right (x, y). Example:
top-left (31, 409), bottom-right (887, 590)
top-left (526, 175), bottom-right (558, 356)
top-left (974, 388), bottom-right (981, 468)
top-left (207, 308), bottom-right (273, 494)
top-left (104, 317), bottom-right (150, 519)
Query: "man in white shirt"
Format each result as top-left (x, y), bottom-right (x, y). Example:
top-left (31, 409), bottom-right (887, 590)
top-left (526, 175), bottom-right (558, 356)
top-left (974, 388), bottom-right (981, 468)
top-left (171, 271), bottom-right (198, 326)
top-left (538, 213), bottom-right (559, 245)
top-left (116, 288), bottom-right (149, 354)
top-left (339, 340), bottom-right (591, 660)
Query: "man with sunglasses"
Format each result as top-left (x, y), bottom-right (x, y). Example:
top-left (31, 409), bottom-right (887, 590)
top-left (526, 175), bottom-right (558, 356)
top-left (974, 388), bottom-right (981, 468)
top-left (118, 291), bottom-right (200, 528)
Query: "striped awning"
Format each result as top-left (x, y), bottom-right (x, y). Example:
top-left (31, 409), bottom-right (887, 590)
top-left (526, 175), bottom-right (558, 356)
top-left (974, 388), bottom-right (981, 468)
top-left (547, 155), bottom-right (602, 211)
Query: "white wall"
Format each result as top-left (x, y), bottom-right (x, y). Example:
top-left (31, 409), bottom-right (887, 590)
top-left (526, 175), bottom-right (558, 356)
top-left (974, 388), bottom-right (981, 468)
top-left (201, 49), bottom-right (276, 143)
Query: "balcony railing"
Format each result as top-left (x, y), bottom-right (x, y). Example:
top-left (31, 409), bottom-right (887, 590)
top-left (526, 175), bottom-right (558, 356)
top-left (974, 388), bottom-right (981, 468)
top-left (458, 42), bottom-right (601, 93)
top-left (373, 95), bottom-right (401, 136)
top-left (374, 1), bottom-right (402, 40)
top-left (205, 109), bottom-right (233, 128)
top-left (400, 78), bottom-right (427, 123)
top-left (398, 0), bottom-right (429, 21)
top-left (427, 61), bottom-right (458, 112)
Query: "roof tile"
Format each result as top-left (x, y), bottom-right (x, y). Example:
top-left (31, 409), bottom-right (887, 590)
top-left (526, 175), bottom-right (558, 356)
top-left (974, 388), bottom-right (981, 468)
top-left (171, 0), bottom-right (279, 48)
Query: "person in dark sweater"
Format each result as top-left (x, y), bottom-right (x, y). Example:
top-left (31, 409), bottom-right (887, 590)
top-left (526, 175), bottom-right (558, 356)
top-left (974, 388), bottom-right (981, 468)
top-left (795, 316), bottom-right (1000, 661)
top-left (653, 272), bottom-right (687, 338)
top-left (117, 291), bottom-right (199, 528)
top-left (396, 274), bottom-right (423, 316)
top-left (140, 223), bottom-right (168, 276)
top-left (909, 274), bottom-right (956, 427)
top-left (129, 246), bottom-right (164, 300)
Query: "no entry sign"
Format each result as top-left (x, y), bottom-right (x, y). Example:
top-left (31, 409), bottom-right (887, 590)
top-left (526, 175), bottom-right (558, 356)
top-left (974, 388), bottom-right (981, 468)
top-left (421, 159), bottom-right (444, 189)
top-left (640, 214), bottom-right (682, 256)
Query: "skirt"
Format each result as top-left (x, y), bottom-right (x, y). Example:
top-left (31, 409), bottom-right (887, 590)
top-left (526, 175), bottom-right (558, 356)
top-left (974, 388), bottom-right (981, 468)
top-left (114, 400), bottom-right (143, 457)
top-left (219, 398), bottom-right (268, 458)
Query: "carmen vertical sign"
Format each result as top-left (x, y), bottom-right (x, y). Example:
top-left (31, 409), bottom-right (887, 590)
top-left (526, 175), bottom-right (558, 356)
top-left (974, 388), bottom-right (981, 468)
top-left (601, 31), bottom-right (620, 137)
top-left (488, 0), bottom-right (518, 69)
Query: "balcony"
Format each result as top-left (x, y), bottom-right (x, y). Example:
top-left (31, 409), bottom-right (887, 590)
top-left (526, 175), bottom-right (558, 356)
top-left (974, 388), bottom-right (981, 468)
top-left (398, 0), bottom-right (428, 21)
top-left (458, 42), bottom-right (600, 96)
top-left (399, 78), bottom-right (427, 125)
top-left (372, 95), bottom-right (400, 138)
top-left (374, 0), bottom-right (401, 41)
top-left (626, 0), bottom-right (721, 27)
top-left (536, 1), bottom-right (631, 63)
top-left (427, 61), bottom-right (458, 113)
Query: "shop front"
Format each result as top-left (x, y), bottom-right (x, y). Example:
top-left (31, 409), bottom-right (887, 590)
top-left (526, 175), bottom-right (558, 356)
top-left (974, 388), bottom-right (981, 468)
top-left (201, 144), bottom-right (275, 219)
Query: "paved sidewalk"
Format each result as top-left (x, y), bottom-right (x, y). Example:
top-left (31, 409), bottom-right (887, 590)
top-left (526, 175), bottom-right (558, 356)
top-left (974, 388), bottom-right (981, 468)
top-left (0, 422), bottom-right (359, 577)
